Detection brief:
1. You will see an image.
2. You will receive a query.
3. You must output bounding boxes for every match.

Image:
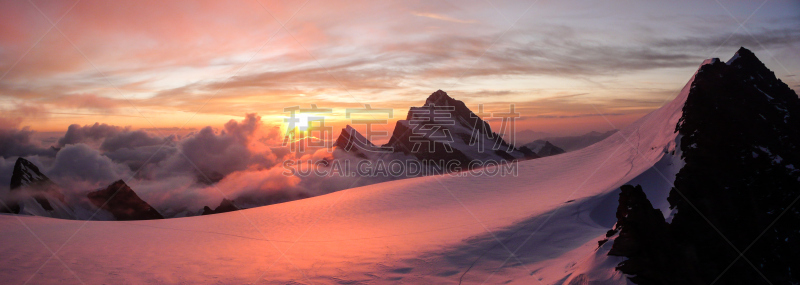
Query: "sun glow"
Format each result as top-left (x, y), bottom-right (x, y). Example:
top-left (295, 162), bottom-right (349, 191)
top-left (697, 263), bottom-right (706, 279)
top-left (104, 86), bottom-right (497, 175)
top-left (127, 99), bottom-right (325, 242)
top-left (279, 112), bottom-right (335, 143)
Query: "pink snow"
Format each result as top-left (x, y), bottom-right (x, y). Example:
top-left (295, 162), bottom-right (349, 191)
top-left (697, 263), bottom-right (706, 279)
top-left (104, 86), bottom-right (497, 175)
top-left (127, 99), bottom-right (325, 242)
top-left (0, 62), bottom-right (709, 285)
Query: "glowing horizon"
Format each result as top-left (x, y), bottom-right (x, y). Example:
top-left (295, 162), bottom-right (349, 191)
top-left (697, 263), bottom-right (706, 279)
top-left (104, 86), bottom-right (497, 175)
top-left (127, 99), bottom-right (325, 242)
top-left (1, 0), bottom-right (798, 137)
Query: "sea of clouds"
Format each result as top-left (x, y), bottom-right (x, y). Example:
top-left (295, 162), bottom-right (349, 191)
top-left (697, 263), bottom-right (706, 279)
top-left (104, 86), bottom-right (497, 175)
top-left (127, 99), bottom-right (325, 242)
top-left (0, 113), bottom-right (379, 217)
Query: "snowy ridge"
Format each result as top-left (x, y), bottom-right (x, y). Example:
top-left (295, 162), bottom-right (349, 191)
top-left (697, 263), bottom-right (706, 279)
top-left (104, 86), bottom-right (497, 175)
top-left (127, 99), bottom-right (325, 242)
top-left (0, 60), bottom-right (708, 284)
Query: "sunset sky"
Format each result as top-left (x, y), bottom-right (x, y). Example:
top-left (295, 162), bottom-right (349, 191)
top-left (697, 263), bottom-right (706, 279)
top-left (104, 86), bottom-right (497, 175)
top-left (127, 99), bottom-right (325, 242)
top-left (1, 0), bottom-right (798, 141)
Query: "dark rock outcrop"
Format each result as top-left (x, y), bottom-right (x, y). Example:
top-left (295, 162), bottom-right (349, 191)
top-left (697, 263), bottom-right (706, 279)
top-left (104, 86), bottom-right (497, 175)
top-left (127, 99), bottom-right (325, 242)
top-left (87, 180), bottom-right (164, 220)
top-left (609, 48), bottom-right (800, 284)
top-left (604, 185), bottom-right (693, 285)
top-left (667, 47), bottom-right (800, 284)
top-left (385, 119), bottom-right (475, 166)
top-left (201, 198), bottom-right (239, 215)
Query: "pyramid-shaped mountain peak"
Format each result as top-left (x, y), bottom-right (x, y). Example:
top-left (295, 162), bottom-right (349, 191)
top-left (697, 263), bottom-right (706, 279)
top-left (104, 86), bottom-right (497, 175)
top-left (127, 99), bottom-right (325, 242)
top-left (336, 125), bottom-right (372, 146)
top-left (735, 46), bottom-right (755, 58)
top-left (424, 89), bottom-right (460, 107)
top-left (725, 46), bottom-right (764, 67)
top-left (10, 157), bottom-right (51, 191)
top-left (87, 179), bottom-right (164, 221)
top-left (426, 89), bottom-right (451, 100)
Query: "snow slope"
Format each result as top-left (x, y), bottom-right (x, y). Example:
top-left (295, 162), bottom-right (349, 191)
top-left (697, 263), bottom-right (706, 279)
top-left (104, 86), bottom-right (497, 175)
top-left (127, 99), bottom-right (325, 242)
top-left (0, 62), bottom-right (704, 284)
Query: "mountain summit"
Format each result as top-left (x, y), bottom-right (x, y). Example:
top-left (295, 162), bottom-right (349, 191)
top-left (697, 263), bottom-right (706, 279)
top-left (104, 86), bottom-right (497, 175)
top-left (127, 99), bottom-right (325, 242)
top-left (10, 157), bottom-right (52, 191)
top-left (87, 180), bottom-right (164, 221)
top-left (336, 90), bottom-right (537, 167)
top-left (2, 157), bottom-right (75, 218)
top-left (2, 159), bottom-right (164, 221)
top-left (608, 47), bottom-right (800, 284)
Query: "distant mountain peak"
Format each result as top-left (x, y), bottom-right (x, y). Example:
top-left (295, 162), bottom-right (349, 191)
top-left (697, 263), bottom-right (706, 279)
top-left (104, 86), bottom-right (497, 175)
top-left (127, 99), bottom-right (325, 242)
top-left (334, 125), bottom-right (381, 158)
top-left (341, 125), bottom-right (369, 143)
top-left (724, 46), bottom-right (766, 68)
top-left (387, 90), bottom-right (531, 163)
top-left (734, 46), bottom-right (755, 59)
top-left (420, 90), bottom-right (474, 122)
top-left (425, 89), bottom-right (455, 105)
top-left (336, 90), bottom-right (534, 169)
top-left (201, 198), bottom-right (239, 216)
top-left (87, 180), bottom-right (164, 221)
top-left (521, 140), bottom-right (565, 157)
top-left (5, 157), bottom-right (73, 216)
top-left (10, 157), bottom-right (50, 191)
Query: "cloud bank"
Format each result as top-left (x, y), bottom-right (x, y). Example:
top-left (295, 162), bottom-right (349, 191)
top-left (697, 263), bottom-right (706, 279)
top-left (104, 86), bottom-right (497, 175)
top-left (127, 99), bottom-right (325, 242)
top-left (0, 113), bottom-right (337, 217)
